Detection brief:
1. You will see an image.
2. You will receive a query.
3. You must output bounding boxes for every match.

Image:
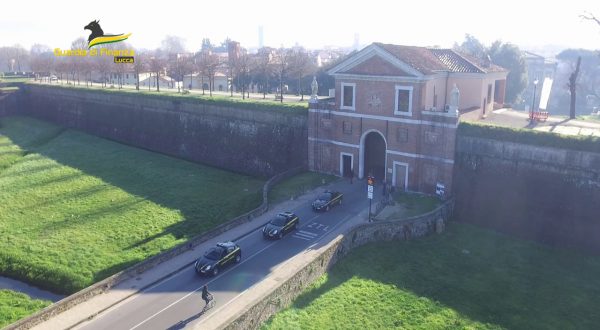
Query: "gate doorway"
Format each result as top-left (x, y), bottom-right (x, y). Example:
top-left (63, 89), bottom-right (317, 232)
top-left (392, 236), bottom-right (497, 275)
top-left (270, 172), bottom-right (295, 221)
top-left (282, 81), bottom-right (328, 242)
top-left (360, 130), bottom-right (386, 181)
top-left (341, 153), bottom-right (353, 178)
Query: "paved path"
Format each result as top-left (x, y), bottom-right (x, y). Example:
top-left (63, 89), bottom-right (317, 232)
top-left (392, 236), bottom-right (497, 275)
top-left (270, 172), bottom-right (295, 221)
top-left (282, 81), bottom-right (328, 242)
top-left (31, 178), bottom-right (375, 330)
top-left (0, 276), bottom-right (64, 302)
top-left (468, 108), bottom-right (600, 137)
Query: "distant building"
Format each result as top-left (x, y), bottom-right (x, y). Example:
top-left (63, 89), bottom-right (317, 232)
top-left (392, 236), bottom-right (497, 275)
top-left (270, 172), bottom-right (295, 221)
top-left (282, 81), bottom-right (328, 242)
top-left (308, 43), bottom-right (508, 195)
top-left (521, 51), bottom-right (557, 110)
top-left (183, 71), bottom-right (229, 91)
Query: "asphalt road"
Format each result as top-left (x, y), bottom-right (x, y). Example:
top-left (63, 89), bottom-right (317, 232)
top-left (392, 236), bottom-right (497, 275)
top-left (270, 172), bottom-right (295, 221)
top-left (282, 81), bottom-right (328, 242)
top-left (76, 181), bottom-right (371, 330)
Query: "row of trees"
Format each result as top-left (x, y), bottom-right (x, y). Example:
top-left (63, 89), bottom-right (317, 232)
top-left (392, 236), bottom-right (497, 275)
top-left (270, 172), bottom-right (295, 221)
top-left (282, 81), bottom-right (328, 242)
top-left (20, 35), bottom-right (325, 102)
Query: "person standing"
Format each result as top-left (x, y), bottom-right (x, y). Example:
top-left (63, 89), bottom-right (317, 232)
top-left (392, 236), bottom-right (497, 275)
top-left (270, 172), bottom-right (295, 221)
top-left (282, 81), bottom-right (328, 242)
top-left (350, 168), bottom-right (354, 184)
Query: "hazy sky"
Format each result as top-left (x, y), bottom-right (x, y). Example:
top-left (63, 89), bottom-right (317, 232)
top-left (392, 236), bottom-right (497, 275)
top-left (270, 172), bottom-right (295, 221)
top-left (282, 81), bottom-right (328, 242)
top-left (2, 0), bottom-right (599, 53)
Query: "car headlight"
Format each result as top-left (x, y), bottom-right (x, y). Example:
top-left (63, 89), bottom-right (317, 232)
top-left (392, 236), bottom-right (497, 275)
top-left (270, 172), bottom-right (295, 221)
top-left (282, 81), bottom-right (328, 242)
top-left (204, 264), bottom-right (212, 270)
top-left (273, 229), bottom-right (278, 234)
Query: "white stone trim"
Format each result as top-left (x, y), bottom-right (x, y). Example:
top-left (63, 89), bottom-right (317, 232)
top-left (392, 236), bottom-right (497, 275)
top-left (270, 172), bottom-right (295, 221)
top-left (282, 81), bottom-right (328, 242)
top-left (392, 161), bottom-right (409, 191)
top-left (394, 85), bottom-right (413, 116)
top-left (386, 149), bottom-right (454, 164)
top-left (333, 73), bottom-right (429, 83)
top-left (339, 152), bottom-right (354, 177)
top-left (309, 109), bottom-right (458, 129)
top-left (340, 82), bottom-right (356, 111)
top-left (308, 137), bottom-right (359, 148)
top-left (309, 137), bottom-right (455, 165)
top-left (328, 44), bottom-right (424, 78)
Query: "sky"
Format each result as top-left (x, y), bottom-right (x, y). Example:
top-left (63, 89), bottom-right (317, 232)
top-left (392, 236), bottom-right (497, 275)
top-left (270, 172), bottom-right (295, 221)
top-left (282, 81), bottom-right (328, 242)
top-left (1, 0), bottom-right (599, 54)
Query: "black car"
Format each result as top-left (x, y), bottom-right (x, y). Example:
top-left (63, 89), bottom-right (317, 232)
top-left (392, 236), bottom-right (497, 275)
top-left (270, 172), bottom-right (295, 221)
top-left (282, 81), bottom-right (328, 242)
top-left (194, 241), bottom-right (241, 276)
top-left (263, 212), bottom-right (300, 239)
top-left (312, 190), bottom-right (343, 211)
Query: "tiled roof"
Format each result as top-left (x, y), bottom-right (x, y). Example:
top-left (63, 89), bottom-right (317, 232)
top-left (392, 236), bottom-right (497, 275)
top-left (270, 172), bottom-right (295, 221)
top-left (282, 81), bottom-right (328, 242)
top-left (374, 43), bottom-right (446, 75)
top-left (428, 49), bottom-right (485, 73)
top-left (374, 43), bottom-right (507, 74)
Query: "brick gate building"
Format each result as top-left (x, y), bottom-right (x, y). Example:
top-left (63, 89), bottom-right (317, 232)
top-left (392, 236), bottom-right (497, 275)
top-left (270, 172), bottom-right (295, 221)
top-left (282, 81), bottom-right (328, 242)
top-left (308, 43), bottom-right (507, 195)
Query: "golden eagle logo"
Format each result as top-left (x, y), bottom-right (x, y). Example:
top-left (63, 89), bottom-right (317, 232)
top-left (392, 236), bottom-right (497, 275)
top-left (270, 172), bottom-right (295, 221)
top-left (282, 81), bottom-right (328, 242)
top-left (84, 20), bottom-right (131, 49)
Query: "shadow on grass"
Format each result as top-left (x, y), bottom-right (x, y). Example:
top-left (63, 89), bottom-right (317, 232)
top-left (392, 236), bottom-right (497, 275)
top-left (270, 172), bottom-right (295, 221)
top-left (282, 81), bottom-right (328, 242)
top-left (0, 116), bottom-right (264, 291)
top-left (282, 223), bottom-right (600, 330)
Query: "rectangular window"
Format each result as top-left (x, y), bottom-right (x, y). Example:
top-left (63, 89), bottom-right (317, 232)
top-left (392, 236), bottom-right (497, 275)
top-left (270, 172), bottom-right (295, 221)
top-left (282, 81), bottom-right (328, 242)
top-left (396, 128), bottom-right (408, 143)
top-left (343, 121), bottom-right (352, 134)
top-left (126, 74), bottom-right (129, 79)
top-left (394, 86), bottom-right (413, 116)
top-left (340, 83), bottom-right (356, 110)
top-left (487, 84), bottom-right (492, 104)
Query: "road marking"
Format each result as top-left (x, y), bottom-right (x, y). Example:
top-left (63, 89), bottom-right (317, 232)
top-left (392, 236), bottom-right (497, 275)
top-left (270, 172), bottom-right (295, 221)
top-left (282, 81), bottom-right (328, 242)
top-left (297, 230), bottom-right (318, 237)
top-left (293, 231), bottom-right (318, 240)
top-left (292, 235), bottom-right (312, 241)
top-left (128, 240), bottom-right (278, 330)
top-left (200, 211), bottom-right (356, 327)
top-left (127, 213), bottom-right (323, 330)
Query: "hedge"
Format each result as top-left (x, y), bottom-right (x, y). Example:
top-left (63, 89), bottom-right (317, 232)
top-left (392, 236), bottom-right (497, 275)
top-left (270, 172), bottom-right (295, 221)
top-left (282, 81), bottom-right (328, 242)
top-left (458, 121), bottom-right (600, 154)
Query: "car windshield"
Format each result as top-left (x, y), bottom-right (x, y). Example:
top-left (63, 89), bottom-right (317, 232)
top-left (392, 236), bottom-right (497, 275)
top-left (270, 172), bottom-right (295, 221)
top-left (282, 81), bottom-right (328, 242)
top-left (269, 216), bottom-right (287, 226)
top-left (204, 247), bottom-right (222, 260)
top-left (318, 193), bottom-right (332, 201)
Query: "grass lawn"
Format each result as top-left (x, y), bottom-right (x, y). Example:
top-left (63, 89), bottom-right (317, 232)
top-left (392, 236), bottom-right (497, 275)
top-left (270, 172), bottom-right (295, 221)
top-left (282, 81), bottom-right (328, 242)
top-left (263, 223), bottom-right (600, 330)
top-left (382, 192), bottom-right (441, 219)
top-left (0, 116), bottom-right (264, 294)
top-left (269, 172), bottom-right (339, 205)
top-left (0, 290), bottom-right (51, 328)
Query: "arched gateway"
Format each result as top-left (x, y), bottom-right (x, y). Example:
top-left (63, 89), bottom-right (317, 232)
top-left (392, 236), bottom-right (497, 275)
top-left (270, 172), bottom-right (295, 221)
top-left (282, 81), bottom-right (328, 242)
top-left (359, 130), bottom-right (386, 182)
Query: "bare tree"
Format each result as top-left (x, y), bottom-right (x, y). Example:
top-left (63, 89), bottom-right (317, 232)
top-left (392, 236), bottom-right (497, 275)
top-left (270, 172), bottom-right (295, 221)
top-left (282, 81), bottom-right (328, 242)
top-left (227, 39), bottom-right (240, 96)
top-left (30, 44), bottom-right (52, 81)
top-left (274, 47), bottom-right (292, 103)
top-left (568, 56), bottom-right (581, 119)
top-left (288, 47), bottom-right (316, 101)
top-left (581, 11), bottom-right (600, 28)
top-left (133, 52), bottom-right (147, 91)
top-left (254, 47), bottom-right (274, 99)
top-left (148, 50), bottom-right (167, 92)
top-left (236, 49), bottom-right (251, 99)
top-left (198, 50), bottom-right (220, 96)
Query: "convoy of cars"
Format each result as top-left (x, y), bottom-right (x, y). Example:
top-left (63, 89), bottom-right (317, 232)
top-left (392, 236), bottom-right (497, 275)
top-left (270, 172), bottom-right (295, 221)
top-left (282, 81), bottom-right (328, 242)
top-left (196, 190), bottom-right (345, 277)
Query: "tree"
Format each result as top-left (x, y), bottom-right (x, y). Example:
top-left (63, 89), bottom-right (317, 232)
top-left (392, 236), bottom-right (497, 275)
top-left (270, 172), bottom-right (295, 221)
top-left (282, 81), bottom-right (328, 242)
top-left (133, 52), bottom-right (147, 91)
top-left (201, 38), bottom-right (213, 52)
top-left (488, 41), bottom-right (528, 104)
top-left (161, 35), bottom-right (186, 55)
top-left (288, 47), bottom-right (316, 101)
top-left (148, 50), bottom-right (167, 92)
top-left (29, 44), bottom-right (53, 81)
top-left (236, 49), bottom-right (251, 99)
top-left (568, 56), bottom-right (581, 119)
top-left (198, 50), bottom-right (219, 96)
top-left (274, 47), bottom-right (292, 103)
top-left (253, 47), bottom-right (274, 99)
top-left (454, 34), bottom-right (487, 60)
top-left (580, 11), bottom-right (600, 28)
top-left (227, 39), bottom-right (239, 97)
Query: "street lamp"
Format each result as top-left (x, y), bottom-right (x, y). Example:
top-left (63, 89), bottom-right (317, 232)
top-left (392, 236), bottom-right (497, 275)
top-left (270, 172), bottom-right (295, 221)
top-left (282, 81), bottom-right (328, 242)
top-left (530, 78), bottom-right (539, 123)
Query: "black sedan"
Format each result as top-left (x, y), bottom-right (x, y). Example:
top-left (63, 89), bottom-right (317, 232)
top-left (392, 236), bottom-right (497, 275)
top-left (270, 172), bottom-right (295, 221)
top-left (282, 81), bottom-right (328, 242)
top-left (263, 212), bottom-right (300, 239)
top-left (312, 190), bottom-right (343, 212)
top-left (194, 241), bottom-right (241, 276)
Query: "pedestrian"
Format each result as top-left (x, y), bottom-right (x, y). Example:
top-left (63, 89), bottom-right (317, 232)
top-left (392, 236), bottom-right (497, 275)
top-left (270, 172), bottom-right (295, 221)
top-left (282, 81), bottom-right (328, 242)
top-left (350, 168), bottom-right (354, 184)
top-left (201, 285), bottom-right (212, 308)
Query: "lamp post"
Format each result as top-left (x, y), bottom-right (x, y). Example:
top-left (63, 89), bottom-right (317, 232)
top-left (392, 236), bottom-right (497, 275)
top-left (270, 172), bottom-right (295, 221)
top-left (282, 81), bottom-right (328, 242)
top-left (530, 78), bottom-right (539, 123)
